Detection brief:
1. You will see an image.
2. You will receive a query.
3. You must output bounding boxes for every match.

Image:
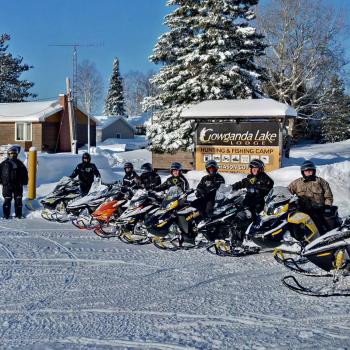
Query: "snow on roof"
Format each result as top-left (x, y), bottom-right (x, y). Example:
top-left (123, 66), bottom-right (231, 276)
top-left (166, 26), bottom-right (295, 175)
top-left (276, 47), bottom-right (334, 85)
top-left (0, 100), bottom-right (63, 122)
top-left (181, 99), bottom-right (297, 119)
top-left (94, 115), bottom-right (135, 131)
top-left (128, 113), bottom-right (151, 127)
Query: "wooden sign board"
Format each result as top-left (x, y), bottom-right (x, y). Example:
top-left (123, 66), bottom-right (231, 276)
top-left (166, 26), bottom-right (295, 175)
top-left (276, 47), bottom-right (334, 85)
top-left (195, 121), bottom-right (281, 173)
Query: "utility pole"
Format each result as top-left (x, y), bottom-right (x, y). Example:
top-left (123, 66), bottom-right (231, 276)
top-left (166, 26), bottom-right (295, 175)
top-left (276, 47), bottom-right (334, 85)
top-left (49, 42), bottom-right (102, 152)
top-left (66, 78), bottom-right (76, 154)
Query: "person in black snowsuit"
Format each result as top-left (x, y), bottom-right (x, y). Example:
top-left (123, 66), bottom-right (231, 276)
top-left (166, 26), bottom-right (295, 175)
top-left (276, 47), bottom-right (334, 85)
top-left (196, 160), bottom-right (225, 217)
top-left (0, 146), bottom-right (28, 219)
top-left (231, 159), bottom-right (274, 244)
top-left (139, 163), bottom-right (161, 190)
top-left (122, 162), bottom-right (141, 189)
top-left (70, 153), bottom-right (101, 195)
top-left (155, 162), bottom-right (189, 192)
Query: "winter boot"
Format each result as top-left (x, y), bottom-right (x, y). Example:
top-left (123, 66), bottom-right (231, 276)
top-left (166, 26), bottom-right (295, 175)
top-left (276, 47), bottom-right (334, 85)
top-left (3, 197), bottom-right (11, 219)
top-left (14, 196), bottom-right (23, 218)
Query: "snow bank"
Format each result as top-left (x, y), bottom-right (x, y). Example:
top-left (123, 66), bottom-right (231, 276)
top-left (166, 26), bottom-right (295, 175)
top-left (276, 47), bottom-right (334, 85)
top-left (36, 153), bottom-right (116, 185)
top-left (96, 135), bottom-right (147, 152)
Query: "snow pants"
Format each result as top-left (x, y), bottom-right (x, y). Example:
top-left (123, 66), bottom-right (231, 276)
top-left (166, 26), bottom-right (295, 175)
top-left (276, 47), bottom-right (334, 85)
top-left (2, 186), bottom-right (23, 219)
top-left (80, 182), bottom-right (93, 196)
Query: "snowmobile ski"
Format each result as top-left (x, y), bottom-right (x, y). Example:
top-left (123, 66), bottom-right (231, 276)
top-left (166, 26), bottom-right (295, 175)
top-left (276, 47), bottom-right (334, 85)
top-left (119, 231), bottom-right (151, 245)
top-left (152, 236), bottom-right (180, 251)
top-left (282, 275), bottom-right (350, 297)
top-left (206, 240), bottom-right (260, 257)
top-left (273, 249), bottom-right (332, 277)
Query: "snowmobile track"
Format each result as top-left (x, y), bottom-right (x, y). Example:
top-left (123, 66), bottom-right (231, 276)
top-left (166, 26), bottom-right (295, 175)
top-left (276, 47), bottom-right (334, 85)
top-left (0, 240), bottom-right (16, 286)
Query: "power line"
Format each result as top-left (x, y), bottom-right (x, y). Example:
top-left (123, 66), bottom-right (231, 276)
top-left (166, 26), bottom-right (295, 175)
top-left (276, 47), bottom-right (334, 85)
top-left (48, 42), bottom-right (103, 104)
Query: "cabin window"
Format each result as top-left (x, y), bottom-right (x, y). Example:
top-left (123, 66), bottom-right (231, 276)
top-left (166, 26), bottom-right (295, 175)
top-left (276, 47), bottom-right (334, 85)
top-left (15, 122), bottom-right (32, 141)
top-left (116, 133), bottom-right (121, 139)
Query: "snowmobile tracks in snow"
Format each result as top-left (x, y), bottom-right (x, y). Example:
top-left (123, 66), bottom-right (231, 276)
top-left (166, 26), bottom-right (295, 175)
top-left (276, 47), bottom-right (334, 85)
top-left (0, 226), bottom-right (78, 315)
top-left (0, 240), bottom-right (17, 286)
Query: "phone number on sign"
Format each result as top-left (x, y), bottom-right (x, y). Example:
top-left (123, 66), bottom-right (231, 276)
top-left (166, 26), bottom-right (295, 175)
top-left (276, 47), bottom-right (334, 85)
top-left (218, 164), bottom-right (248, 170)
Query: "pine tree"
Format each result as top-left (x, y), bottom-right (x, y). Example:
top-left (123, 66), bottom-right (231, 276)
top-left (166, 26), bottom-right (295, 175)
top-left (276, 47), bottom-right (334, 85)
top-left (104, 57), bottom-right (126, 116)
top-left (321, 77), bottom-right (350, 143)
top-left (144, 0), bottom-right (266, 153)
top-left (0, 33), bottom-right (36, 102)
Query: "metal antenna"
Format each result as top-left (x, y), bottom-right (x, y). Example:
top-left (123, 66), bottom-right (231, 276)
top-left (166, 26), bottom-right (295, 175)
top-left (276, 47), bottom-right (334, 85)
top-left (49, 42), bottom-right (103, 105)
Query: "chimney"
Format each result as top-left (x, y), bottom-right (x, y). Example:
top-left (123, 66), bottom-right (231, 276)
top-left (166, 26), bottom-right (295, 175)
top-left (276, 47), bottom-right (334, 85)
top-left (59, 94), bottom-right (67, 109)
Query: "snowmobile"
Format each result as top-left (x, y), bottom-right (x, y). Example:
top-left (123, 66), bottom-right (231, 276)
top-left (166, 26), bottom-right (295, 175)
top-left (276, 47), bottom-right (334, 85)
top-left (144, 186), bottom-right (203, 250)
top-left (71, 182), bottom-right (128, 230)
top-left (41, 176), bottom-right (82, 221)
top-left (199, 184), bottom-right (260, 257)
top-left (246, 186), bottom-right (321, 255)
top-left (116, 189), bottom-right (162, 244)
top-left (277, 216), bottom-right (350, 297)
top-left (91, 193), bottom-right (129, 238)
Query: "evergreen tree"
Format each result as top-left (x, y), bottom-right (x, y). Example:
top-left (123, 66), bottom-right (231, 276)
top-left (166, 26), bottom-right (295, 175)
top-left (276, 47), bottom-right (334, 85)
top-left (0, 33), bottom-right (36, 102)
top-left (321, 77), bottom-right (350, 143)
top-left (144, 0), bottom-right (266, 153)
top-left (104, 57), bottom-right (126, 116)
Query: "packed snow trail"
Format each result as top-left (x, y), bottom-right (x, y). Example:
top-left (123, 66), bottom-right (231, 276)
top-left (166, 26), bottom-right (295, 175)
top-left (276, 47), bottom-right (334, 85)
top-left (0, 219), bottom-right (350, 349)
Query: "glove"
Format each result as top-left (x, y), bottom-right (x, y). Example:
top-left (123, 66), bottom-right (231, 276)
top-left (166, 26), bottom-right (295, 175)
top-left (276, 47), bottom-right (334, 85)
top-left (324, 205), bottom-right (332, 215)
top-left (247, 187), bottom-right (256, 194)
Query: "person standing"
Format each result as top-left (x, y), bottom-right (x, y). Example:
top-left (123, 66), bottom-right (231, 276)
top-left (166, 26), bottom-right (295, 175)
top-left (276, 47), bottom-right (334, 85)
top-left (70, 152), bottom-right (101, 195)
top-left (0, 146), bottom-right (28, 219)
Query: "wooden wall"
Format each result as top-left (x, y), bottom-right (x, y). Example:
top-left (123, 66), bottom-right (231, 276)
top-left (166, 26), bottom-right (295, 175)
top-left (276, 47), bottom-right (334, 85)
top-left (152, 150), bottom-right (194, 171)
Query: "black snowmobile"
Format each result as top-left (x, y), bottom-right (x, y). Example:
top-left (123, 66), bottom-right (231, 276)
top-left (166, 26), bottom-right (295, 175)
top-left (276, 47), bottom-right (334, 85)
top-left (246, 186), bottom-right (321, 254)
top-left (116, 189), bottom-right (162, 244)
top-left (144, 186), bottom-right (202, 250)
top-left (279, 216), bottom-right (350, 297)
top-left (198, 184), bottom-right (259, 257)
top-left (41, 176), bottom-right (82, 221)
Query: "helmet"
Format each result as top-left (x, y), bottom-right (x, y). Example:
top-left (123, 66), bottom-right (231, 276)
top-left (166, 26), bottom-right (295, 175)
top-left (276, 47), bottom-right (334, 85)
top-left (124, 162), bottom-right (134, 174)
top-left (249, 159), bottom-right (264, 173)
top-left (82, 152), bottom-right (91, 162)
top-left (301, 160), bottom-right (316, 180)
top-left (205, 160), bottom-right (218, 174)
top-left (7, 145), bottom-right (19, 158)
top-left (170, 162), bottom-right (182, 171)
top-left (141, 163), bottom-right (153, 174)
top-left (300, 160), bottom-right (316, 172)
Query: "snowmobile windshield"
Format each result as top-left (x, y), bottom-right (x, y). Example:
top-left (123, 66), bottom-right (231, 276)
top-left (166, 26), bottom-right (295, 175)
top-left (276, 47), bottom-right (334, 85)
top-left (264, 186), bottom-right (292, 215)
top-left (214, 184), bottom-right (242, 207)
top-left (87, 183), bottom-right (108, 197)
top-left (161, 186), bottom-right (184, 209)
top-left (129, 189), bottom-right (147, 208)
top-left (54, 176), bottom-right (79, 193)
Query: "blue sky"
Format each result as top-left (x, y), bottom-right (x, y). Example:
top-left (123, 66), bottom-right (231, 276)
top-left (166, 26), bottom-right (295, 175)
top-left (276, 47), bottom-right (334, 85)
top-left (1, 0), bottom-right (349, 105)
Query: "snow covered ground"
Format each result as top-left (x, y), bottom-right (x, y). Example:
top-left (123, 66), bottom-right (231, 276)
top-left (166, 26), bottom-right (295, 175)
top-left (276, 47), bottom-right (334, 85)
top-left (0, 140), bottom-right (350, 349)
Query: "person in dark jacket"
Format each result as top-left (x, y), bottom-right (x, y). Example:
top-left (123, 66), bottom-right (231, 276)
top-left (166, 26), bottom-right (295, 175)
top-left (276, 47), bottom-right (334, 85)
top-left (139, 163), bottom-right (161, 190)
top-left (196, 160), bottom-right (225, 216)
top-left (0, 146), bottom-right (28, 219)
top-left (70, 152), bottom-right (100, 195)
top-left (155, 162), bottom-right (189, 192)
top-left (230, 159), bottom-right (274, 245)
top-left (232, 159), bottom-right (274, 215)
top-left (122, 162), bottom-right (140, 189)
